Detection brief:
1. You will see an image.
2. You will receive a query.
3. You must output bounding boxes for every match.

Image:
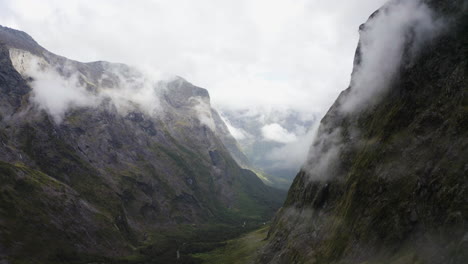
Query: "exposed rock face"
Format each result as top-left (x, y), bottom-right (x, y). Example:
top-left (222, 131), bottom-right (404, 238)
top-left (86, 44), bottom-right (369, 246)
top-left (260, 0), bottom-right (468, 263)
top-left (0, 25), bottom-right (285, 263)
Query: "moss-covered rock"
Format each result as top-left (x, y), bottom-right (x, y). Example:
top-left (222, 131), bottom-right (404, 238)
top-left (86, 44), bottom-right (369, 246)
top-left (260, 1), bottom-right (468, 263)
top-left (0, 24), bottom-right (286, 263)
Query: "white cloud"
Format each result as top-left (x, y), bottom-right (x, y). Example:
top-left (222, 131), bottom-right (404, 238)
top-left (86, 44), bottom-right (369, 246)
top-left (261, 123), bottom-right (297, 143)
top-left (190, 96), bottom-right (216, 131)
top-left (9, 49), bottom-right (98, 122)
top-left (223, 119), bottom-right (250, 141)
top-left (341, 0), bottom-right (444, 112)
top-left (303, 0), bottom-right (445, 181)
top-left (0, 0), bottom-right (388, 116)
top-left (265, 122), bottom-right (318, 170)
top-left (0, 0), bottom-right (394, 175)
top-left (9, 48), bottom-right (163, 122)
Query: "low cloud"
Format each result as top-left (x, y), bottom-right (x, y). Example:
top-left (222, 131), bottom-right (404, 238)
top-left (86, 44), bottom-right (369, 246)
top-left (261, 123), bottom-right (297, 143)
top-left (10, 49), bottom-right (98, 122)
top-left (97, 65), bottom-right (163, 117)
top-left (1, 0), bottom-right (391, 178)
top-left (30, 71), bottom-right (97, 123)
top-left (265, 122), bottom-right (318, 170)
top-left (10, 49), bottom-right (163, 122)
top-left (0, 0), bottom-right (388, 117)
top-left (220, 107), bottom-right (318, 174)
top-left (190, 96), bottom-right (216, 131)
top-left (341, 0), bottom-right (444, 112)
top-left (302, 125), bottom-right (345, 181)
top-left (304, 0), bottom-right (446, 181)
top-left (221, 116), bottom-right (251, 140)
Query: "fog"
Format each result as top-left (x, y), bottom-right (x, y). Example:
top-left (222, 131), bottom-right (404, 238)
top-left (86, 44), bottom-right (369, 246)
top-left (341, 0), bottom-right (444, 112)
top-left (265, 122), bottom-right (319, 171)
top-left (303, 0), bottom-right (446, 181)
top-left (1, 0), bottom-right (387, 116)
top-left (9, 48), bottom-right (163, 122)
top-left (190, 96), bottom-right (216, 131)
top-left (7, 0), bottom-right (442, 180)
top-left (261, 123), bottom-right (298, 144)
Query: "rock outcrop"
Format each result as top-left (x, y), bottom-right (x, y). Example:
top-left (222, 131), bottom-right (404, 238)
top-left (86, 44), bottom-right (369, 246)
top-left (0, 25), bottom-right (285, 263)
top-left (259, 0), bottom-right (468, 263)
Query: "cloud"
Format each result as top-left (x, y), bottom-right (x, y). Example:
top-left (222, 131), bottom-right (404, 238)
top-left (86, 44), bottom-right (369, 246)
top-left (9, 48), bottom-right (163, 122)
top-left (9, 48), bottom-right (98, 122)
top-left (261, 123), bottom-right (297, 143)
top-left (302, 124), bottom-right (345, 181)
top-left (219, 107), bottom-right (318, 174)
top-left (96, 64), bottom-right (163, 116)
top-left (303, 0), bottom-right (445, 181)
top-left (189, 96), bottom-right (216, 130)
top-left (221, 117), bottom-right (251, 140)
top-left (341, 0), bottom-right (445, 112)
top-left (30, 71), bottom-right (96, 123)
top-left (0, 0), bottom-right (388, 116)
top-left (0, 0), bottom-right (395, 176)
top-left (265, 122), bottom-right (318, 170)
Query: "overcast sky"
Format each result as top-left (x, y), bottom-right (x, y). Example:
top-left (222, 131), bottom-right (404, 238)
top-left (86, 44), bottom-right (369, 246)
top-left (0, 0), bottom-right (387, 115)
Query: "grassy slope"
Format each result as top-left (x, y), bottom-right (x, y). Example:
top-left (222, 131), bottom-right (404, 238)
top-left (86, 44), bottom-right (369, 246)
top-left (0, 25), bottom-right (288, 263)
top-left (192, 226), bottom-right (270, 264)
top-left (0, 161), bottom-right (130, 264)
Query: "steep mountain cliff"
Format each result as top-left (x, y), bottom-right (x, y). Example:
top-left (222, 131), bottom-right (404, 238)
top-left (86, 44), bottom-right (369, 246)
top-left (0, 26), bottom-right (285, 263)
top-left (260, 0), bottom-right (467, 263)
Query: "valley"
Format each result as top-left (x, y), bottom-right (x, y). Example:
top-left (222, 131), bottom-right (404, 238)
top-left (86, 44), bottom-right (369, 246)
top-left (0, 25), bottom-right (285, 263)
top-left (0, 0), bottom-right (467, 263)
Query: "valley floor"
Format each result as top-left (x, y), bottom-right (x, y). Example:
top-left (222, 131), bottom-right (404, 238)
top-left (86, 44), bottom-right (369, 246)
top-left (192, 226), bottom-right (269, 264)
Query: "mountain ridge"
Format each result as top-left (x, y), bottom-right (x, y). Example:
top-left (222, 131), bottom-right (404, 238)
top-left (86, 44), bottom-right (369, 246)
top-left (259, 0), bottom-right (468, 263)
top-left (0, 25), bottom-right (286, 263)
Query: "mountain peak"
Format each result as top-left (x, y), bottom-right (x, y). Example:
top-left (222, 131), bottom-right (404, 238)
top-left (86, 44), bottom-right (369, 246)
top-left (259, 1), bottom-right (468, 263)
top-left (0, 24), bottom-right (286, 263)
top-left (0, 25), bottom-right (45, 55)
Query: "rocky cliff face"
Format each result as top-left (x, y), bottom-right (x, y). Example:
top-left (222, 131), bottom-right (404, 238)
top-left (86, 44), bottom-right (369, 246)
top-left (260, 0), bottom-right (468, 263)
top-left (0, 26), bottom-right (285, 263)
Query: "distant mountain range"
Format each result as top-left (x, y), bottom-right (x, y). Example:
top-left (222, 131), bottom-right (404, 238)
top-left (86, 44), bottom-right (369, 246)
top-left (220, 108), bottom-right (317, 189)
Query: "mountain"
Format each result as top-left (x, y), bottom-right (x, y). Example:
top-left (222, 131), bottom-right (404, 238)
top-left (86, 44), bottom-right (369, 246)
top-left (0, 25), bottom-right (285, 263)
top-left (220, 108), bottom-right (317, 189)
top-left (259, 0), bottom-right (468, 263)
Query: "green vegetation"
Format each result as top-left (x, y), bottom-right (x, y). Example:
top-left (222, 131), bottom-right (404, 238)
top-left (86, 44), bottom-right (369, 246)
top-left (261, 3), bottom-right (468, 263)
top-left (192, 226), bottom-right (270, 264)
top-left (0, 159), bottom-right (275, 264)
top-left (250, 168), bottom-right (291, 191)
top-left (0, 28), bottom-right (287, 264)
top-left (0, 160), bottom-right (126, 264)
